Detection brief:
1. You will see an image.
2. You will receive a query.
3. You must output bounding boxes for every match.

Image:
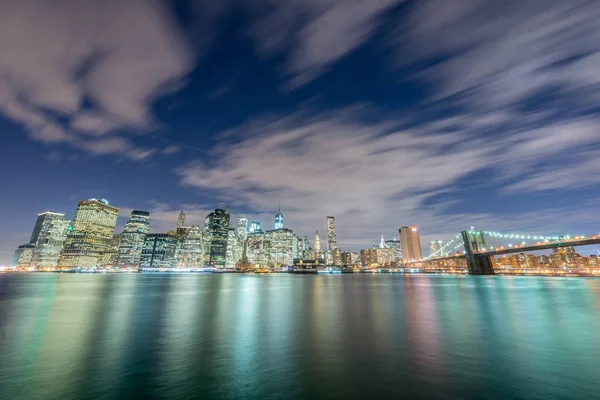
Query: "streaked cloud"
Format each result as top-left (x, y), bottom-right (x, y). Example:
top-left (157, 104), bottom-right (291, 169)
top-left (178, 107), bottom-right (600, 247)
top-left (0, 0), bottom-right (193, 159)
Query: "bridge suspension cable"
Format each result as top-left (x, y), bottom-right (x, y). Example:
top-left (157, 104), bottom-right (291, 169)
top-left (482, 230), bottom-right (571, 242)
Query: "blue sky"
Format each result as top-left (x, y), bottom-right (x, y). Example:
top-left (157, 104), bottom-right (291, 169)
top-left (2, 0), bottom-right (600, 264)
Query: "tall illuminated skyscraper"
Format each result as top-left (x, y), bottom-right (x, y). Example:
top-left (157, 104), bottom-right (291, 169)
top-left (400, 225), bottom-right (422, 261)
top-left (314, 231), bottom-right (321, 252)
top-left (274, 204), bottom-right (283, 230)
top-left (177, 225), bottom-right (203, 268)
top-left (29, 212), bottom-right (70, 268)
top-left (326, 216), bottom-right (337, 251)
top-left (140, 233), bottom-right (179, 268)
top-left (177, 211), bottom-right (186, 229)
top-left (207, 208), bottom-right (230, 267)
top-left (226, 228), bottom-right (237, 268)
top-left (265, 228), bottom-right (295, 266)
top-left (249, 221), bottom-right (262, 233)
top-left (237, 215), bottom-right (248, 241)
top-left (58, 199), bottom-right (119, 268)
top-left (116, 210), bottom-right (150, 267)
top-left (29, 211), bottom-right (65, 245)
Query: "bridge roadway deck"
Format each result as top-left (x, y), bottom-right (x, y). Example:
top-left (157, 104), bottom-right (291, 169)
top-left (412, 237), bottom-right (600, 265)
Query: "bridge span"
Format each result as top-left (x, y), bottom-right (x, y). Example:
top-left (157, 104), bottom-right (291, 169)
top-left (405, 231), bottom-right (600, 275)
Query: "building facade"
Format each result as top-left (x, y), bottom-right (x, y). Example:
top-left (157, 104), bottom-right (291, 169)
top-left (140, 233), bottom-right (179, 268)
top-left (12, 244), bottom-right (36, 269)
top-left (30, 214), bottom-right (70, 268)
top-left (58, 199), bottom-right (119, 268)
top-left (274, 205), bottom-right (283, 230)
top-left (245, 232), bottom-right (266, 267)
top-left (116, 210), bottom-right (150, 268)
top-left (176, 225), bottom-right (204, 268)
top-left (265, 228), bottom-right (295, 266)
top-left (326, 216), bottom-right (337, 251)
top-left (207, 208), bottom-right (230, 267)
top-left (400, 225), bottom-right (422, 261)
top-left (29, 211), bottom-right (66, 245)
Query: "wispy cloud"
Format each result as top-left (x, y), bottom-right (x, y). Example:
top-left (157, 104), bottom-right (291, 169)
top-left (177, 106), bottom-right (600, 248)
top-left (0, 0), bottom-right (194, 159)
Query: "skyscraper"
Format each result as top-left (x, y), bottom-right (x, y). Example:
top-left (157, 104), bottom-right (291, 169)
top-left (226, 228), bottom-right (237, 268)
top-left (237, 215), bottom-right (248, 242)
top-left (314, 231), bottom-right (321, 252)
top-left (102, 234), bottom-right (121, 266)
top-left (140, 233), bottom-right (179, 268)
top-left (429, 240), bottom-right (444, 258)
top-left (12, 244), bottom-right (36, 269)
top-left (385, 239), bottom-right (402, 261)
top-left (249, 221), bottom-right (262, 233)
top-left (379, 235), bottom-right (387, 249)
top-left (265, 228), bottom-right (295, 266)
top-left (400, 225), bottom-right (422, 261)
top-left (274, 203), bottom-right (283, 230)
top-left (326, 216), bottom-right (337, 251)
top-left (29, 211), bottom-right (65, 245)
top-left (177, 225), bottom-right (203, 268)
top-left (207, 208), bottom-right (230, 267)
top-left (245, 231), bottom-right (266, 267)
top-left (58, 199), bottom-right (119, 268)
top-left (116, 210), bottom-right (150, 267)
top-left (29, 213), bottom-right (70, 268)
top-left (177, 211), bottom-right (186, 229)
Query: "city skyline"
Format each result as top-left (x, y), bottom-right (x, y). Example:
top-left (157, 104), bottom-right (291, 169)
top-left (3, 1), bottom-right (600, 266)
top-left (8, 196), bottom-right (600, 272)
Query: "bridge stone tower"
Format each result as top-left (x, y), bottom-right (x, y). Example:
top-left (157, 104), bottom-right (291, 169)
top-left (461, 231), bottom-right (495, 275)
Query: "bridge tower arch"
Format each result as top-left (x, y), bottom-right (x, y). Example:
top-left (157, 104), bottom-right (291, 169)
top-left (461, 230), bottom-right (495, 275)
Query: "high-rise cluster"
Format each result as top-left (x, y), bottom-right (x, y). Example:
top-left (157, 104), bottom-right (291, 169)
top-left (11, 199), bottom-right (427, 271)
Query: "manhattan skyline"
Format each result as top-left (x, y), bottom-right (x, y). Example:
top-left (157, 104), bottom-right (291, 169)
top-left (3, 1), bottom-right (600, 266)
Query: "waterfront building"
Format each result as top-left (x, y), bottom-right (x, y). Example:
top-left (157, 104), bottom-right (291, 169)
top-left (265, 228), bottom-right (295, 266)
top-left (331, 247), bottom-right (342, 266)
top-left (176, 225), bottom-right (204, 268)
top-left (207, 207), bottom-right (230, 268)
top-left (326, 216), bottom-right (337, 251)
top-left (429, 240), bottom-right (444, 258)
top-left (202, 215), bottom-right (211, 264)
top-left (226, 228), bottom-right (237, 268)
top-left (177, 211), bottom-right (186, 229)
top-left (116, 210), bottom-right (150, 268)
top-left (385, 239), bottom-right (401, 261)
top-left (140, 233), bottom-right (179, 268)
top-left (400, 225), bottom-right (422, 261)
top-left (360, 248), bottom-right (377, 267)
top-left (342, 251), bottom-right (352, 265)
top-left (296, 237), bottom-right (303, 259)
top-left (237, 215), bottom-right (248, 242)
top-left (29, 211), bottom-right (66, 245)
top-left (30, 214), bottom-right (70, 268)
top-left (376, 247), bottom-right (393, 265)
top-left (58, 199), bottom-right (119, 268)
top-left (245, 232), bottom-right (266, 267)
top-left (101, 234), bottom-right (121, 266)
top-left (314, 231), bottom-right (321, 252)
top-left (12, 244), bottom-right (36, 269)
top-left (274, 204), bottom-right (283, 230)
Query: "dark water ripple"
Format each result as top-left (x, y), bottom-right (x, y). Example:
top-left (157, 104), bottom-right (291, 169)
top-left (1, 274), bottom-right (600, 399)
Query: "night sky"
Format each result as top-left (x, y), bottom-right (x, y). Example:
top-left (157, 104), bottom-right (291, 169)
top-left (2, 0), bottom-right (600, 265)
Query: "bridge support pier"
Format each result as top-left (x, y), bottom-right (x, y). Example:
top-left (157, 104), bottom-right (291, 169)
top-left (465, 254), bottom-right (495, 275)
top-left (461, 230), bottom-right (495, 275)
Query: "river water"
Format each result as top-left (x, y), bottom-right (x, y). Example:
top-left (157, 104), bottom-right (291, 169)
top-left (1, 273), bottom-right (599, 399)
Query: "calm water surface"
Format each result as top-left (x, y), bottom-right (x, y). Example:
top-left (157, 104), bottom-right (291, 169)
top-left (1, 273), bottom-right (600, 399)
